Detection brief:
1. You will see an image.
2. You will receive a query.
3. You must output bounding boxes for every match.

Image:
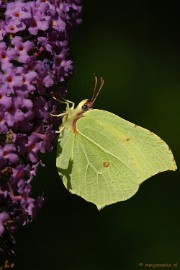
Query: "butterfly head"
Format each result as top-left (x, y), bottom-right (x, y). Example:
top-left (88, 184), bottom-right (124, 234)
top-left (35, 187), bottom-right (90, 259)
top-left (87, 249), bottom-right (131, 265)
top-left (76, 99), bottom-right (93, 112)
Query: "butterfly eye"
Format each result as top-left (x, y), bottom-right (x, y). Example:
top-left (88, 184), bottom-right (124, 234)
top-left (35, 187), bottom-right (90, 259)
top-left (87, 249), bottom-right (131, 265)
top-left (82, 104), bottom-right (89, 111)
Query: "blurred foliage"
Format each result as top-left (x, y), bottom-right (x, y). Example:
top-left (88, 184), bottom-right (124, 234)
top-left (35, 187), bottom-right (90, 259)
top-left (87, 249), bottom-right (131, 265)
top-left (14, 1), bottom-right (180, 269)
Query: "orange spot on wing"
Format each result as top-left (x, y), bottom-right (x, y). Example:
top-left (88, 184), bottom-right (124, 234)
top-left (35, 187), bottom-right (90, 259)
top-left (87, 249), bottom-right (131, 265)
top-left (103, 161), bottom-right (110, 167)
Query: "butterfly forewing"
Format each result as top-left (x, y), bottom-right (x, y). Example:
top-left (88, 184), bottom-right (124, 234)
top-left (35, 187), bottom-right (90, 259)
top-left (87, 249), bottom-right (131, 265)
top-left (77, 109), bottom-right (176, 181)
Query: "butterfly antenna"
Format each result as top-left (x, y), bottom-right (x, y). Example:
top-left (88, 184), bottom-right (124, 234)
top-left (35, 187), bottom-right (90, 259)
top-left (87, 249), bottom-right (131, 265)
top-left (90, 74), bottom-right (98, 103)
top-left (92, 76), bottom-right (104, 104)
top-left (51, 93), bottom-right (67, 103)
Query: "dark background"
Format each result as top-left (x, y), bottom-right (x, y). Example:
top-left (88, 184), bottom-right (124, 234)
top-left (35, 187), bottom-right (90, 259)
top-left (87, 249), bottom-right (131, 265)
top-left (16, 1), bottom-right (180, 269)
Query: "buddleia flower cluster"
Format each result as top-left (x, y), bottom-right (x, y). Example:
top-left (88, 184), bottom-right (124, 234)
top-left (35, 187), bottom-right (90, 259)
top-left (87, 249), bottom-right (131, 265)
top-left (0, 0), bottom-right (81, 253)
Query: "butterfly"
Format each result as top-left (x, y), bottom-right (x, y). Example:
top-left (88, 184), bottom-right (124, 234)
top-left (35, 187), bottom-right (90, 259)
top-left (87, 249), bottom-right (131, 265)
top-left (55, 77), bottom-right (177, 209)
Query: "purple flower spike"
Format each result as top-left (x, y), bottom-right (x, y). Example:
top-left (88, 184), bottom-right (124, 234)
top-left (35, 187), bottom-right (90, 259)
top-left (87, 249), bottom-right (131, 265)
top-left (0, 0), bottom-right (82, 254)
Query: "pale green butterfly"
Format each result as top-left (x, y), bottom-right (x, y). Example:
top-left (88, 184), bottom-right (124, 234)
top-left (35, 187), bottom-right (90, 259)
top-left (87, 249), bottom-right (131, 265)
top-left (55, 77), bottom-right (177, 210)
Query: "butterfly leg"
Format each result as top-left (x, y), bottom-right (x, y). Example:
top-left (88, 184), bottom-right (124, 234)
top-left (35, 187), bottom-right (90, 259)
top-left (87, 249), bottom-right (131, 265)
top-left (55, 126), bottom-right (64, 134)
top-left (52, 96), bottom-right (75, 110)
top-left (50, 112), bottom-right (67, 117)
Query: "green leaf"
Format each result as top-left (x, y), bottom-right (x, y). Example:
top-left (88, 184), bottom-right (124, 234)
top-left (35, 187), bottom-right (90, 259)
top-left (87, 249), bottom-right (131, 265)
top-left (56, 100), bottom-right (177, 210)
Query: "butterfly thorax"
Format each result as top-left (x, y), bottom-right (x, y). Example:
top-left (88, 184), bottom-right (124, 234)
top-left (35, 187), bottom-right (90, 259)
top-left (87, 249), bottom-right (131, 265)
top-left (61, 99), bottom-right (93, 133)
